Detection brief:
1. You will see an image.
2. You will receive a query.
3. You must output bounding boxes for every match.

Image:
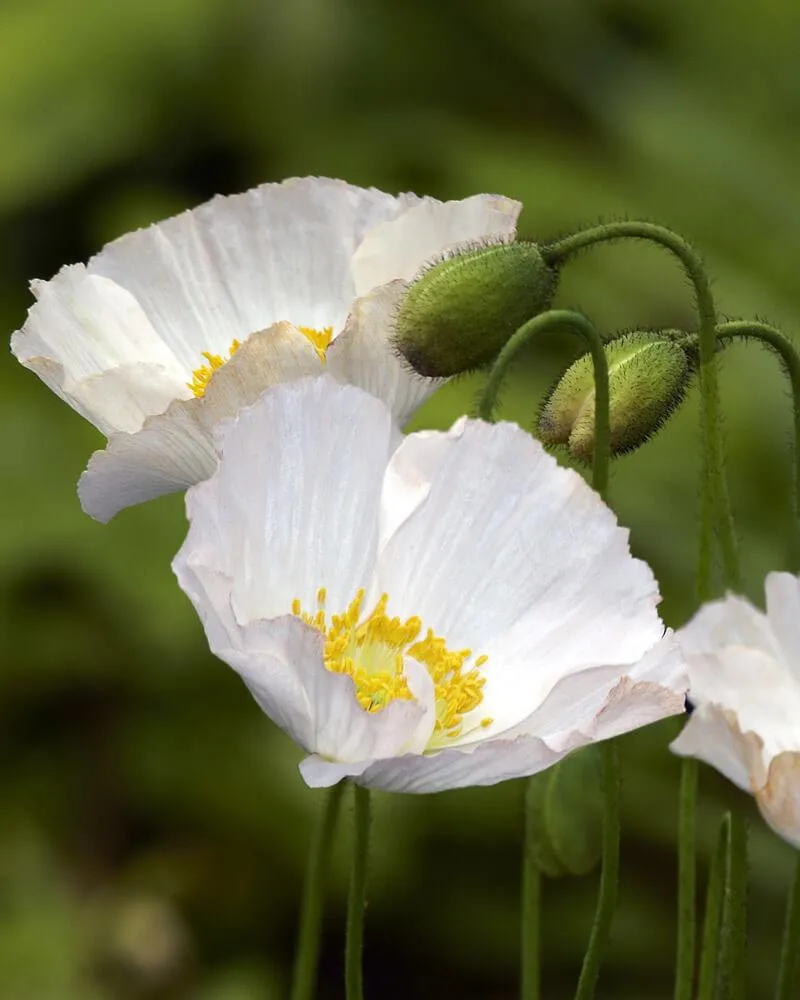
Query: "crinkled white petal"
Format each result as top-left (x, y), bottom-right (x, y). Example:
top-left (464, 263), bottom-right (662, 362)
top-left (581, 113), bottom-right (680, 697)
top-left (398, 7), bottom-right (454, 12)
top-left (78, 323), bottom-right (323, 521)
top-left (671, 703), bottom-right (755, 792)
top-left (671, 645), bottom-right (800, 760)
top-left (12, 178), bottom-right (422, 436)
top-left (11, 268), bottom-right (186, 434)
top-left (89, 177), bottom-right (421, 370)
top-left (344, 637), bottom-right (686, 793)
top-left (765, 572), bottom-right (800, 682)
top-left (326, 281), bottom-right (441, 427)
top-left (351, 193), bottom-right (522, 295)
top-left (375, 418), bottom-right (665, 736)
top-left (672, 577), bottom-right (800, 846)
top-left (174, 375), bottom-right (400, 627)
top-left (676, 591), bottom-right (780, 661)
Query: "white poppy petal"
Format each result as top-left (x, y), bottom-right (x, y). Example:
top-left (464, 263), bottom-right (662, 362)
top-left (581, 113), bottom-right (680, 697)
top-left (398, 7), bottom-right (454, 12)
top-left (176, 375), bottom-right (398, 625)
top-left (676, 592), bottom-right (780, 660)
top-left (326, 281), bottom-right (442, 426)
top-left (78, 323), bottom-right (324, 521)
top-left (673, 573), bottom-right (800, 847)
top-left (89, 178), bottom-right (420, 368)
top-left (11, 267), bottom-right (186, 433)
top-left (671, 704), bottom-right (756, 792)
top-left (349, 734), bottom-right (563, 794)
top-left (375, 418), bottom-right (663, 731)
top-left (765, 571), bottom-right (800, 679)
top-left (497, 635), bottom-right (687, 750)
top-left (352, 193), bottom-right (522, 295)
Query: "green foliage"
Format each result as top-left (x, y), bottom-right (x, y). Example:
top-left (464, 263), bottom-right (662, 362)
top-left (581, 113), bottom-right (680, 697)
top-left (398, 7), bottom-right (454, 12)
top-left (3, 0), bottom-right (800, 997)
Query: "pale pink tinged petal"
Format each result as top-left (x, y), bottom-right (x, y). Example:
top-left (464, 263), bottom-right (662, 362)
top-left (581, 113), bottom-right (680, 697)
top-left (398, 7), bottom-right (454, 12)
top-left (176, 376), bottom-right (397, 626)
top-left (326, 281), bottom-right (443, 426)
top-left (491, 635), bottom-right (687, 751)
top-left (89, 178), bottom-right (421, 368)
top-left (765, 572), bottom-right (800, 679)
top-left (352, 193), bottom-right (523, 295)
top-left (756, 751), bottom-right (800, 848)
top-left (376, 418), bottom-right (663, 732)
top-left (11, 267), bottom-right (186, 433)
top-left (670, 704), bottom-right (757, 792)
top-left (78, 323), bottom-right (324, 521)
top-left (676, 647), bottom-right (800, 758)
top-left (676, 592), bottom-right (780, 660)
top-left (349, 734), bottom-right (564, 794)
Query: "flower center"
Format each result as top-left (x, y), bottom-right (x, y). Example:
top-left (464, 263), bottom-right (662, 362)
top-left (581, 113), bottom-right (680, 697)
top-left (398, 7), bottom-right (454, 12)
top-left (292, 588), bottom-right (492, 745)
top-left (187, 326), bottom-right (334, 398)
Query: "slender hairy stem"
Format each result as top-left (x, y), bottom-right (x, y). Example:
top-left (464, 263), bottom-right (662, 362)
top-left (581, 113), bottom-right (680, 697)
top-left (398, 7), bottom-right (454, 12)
top-left (714, 812), bottom-right (748, 1000)
top-left (345, 785), bottom-right (371, 1000)
top-left (291, 783), bottom-right (346, 1000)
top-left (477, 308), bottom-right (610, 500)
top-left (574, 740), bottom-right (621, 1000)
top-left (675, 758), bottom-right (699, 1000)
top-left (775, 853), bottom-right (800, 1000)
top-left (715, 321), bottom-right (800, 566)
top-left (521, 779), bottom-right (542, 1000)
top-left (542, 221), bottom-right (740, 591)
top-left (697, 814), bottom-right (731, 1000)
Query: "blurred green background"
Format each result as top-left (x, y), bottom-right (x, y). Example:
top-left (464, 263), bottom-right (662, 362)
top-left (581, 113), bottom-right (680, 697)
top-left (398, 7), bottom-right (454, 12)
top-left (2, 1), bottom-right (799, 997)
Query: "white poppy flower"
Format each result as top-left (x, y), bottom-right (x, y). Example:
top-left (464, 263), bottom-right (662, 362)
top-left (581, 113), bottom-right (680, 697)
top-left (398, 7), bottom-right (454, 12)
top-left (11, 176), bottom-right (521, 522)
top-left (173, 375), bottom-right (687, 793)
top-left (671, 573), bottom-right (800, 847)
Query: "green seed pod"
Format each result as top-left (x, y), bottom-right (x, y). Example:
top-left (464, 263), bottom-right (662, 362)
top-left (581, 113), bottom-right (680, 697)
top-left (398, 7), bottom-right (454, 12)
top-left (538, 331), bottom-right (693, 462)
top-left (525, 747), bottom-right (604, 878)
top-left (393, 240), bottom-right (558, 377)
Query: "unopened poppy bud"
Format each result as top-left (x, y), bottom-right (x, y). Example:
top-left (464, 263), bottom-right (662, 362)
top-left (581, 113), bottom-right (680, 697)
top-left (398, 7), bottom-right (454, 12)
top-left (539, 332), bottom-right (692, 462)
top-left (393, 241), bottom-right (558, 377)
top-left (526, 747), bottom-right (604, 878)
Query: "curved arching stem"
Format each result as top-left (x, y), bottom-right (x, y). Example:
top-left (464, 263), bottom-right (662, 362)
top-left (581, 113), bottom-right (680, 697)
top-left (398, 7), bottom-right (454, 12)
top-left (542, 221), bottom-right (740, 593)
top-left (477, 308), bottom-right (610, 500)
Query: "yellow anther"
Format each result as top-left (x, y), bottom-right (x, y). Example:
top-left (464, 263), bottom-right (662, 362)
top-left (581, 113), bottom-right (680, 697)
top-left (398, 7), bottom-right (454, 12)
top-left (298, 325), bottom-right (334, 363)
top-left (187, 339), bottom-right (241, 397)
top-left (290, 587), bottom-right (490, 745)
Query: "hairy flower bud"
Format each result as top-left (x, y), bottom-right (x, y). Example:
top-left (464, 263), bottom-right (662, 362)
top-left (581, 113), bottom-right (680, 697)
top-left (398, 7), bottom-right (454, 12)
top-left (393, 240), bottom-right (558, 377)
top-left (538, 331), bottom-right (693, 462)
top-left (526, 747), bottom-right (604, 878)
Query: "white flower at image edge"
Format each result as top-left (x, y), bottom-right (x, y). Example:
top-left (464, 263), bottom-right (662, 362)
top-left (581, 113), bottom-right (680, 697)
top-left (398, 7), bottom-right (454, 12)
top-left (11, 177), bottom-right (522, 522)
top-left (671, 573), bottom-right (800, 847)
top-left (173, 375), bottom-right (687, 793)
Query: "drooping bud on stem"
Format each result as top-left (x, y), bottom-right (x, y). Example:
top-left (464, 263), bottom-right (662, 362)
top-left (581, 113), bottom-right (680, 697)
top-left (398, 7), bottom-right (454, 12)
top-left (539, 331), bottom-right (693, 462)
top-left (393, 240), bottom-right (558, 377)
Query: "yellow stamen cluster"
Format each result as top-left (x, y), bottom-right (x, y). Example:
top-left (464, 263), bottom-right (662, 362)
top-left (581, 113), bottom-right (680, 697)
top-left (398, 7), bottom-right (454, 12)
top-left (292, 588), bottom-right (492, 743)
top-left (187, 339), bottom-right (241, 397)
top-left (298, 325), bottom-right (334, 363)
top-left (187, 326), bottom-right (334, 398)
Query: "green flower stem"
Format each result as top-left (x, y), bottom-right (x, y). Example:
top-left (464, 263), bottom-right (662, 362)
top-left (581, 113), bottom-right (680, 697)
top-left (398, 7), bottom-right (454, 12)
top-left (345, 784), bottom-right (371, 1000)
top-left (521, 779), bottom-right (542, 1000)
top-left (715, 321), bottom-right (800, 566)
top-left (675, 757), bottom-right (699, 1000)
top-left (477, 309), bottom-right (610, 500)
top-left (775, 853), bottom-right (800, 1000)
top-left (542, 221), bottom-right (740, 592)
top-left (543, 223), bottom-right (742, 1000)
top-left (291, 783), bottom-right (346, 1000)
top-left (715, 811), bottom-right (748, 1000)
top-left (697, 814), bottom-right (731, 1000)
top-left (574, 740), bottom-right (621, 1000)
